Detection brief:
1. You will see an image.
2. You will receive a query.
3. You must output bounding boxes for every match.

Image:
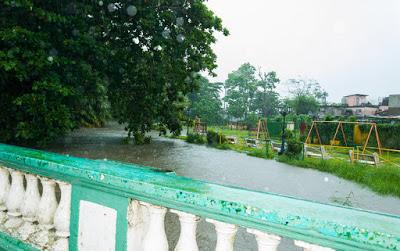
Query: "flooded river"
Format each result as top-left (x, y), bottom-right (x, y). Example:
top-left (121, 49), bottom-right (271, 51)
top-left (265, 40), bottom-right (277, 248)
top-left (47, 122), bottom-right (400, 250)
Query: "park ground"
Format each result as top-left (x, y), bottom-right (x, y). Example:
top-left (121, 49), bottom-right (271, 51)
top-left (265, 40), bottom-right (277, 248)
top-left (167, 125), bottom-right (400, 199)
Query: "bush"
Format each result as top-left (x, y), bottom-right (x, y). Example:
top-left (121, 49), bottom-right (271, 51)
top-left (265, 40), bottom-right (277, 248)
top-left (206, 130), bottom-right (227, 145)
top-left (285, 139), bottom-right (303, 158)
top-left (186, 133), bottom-right (205, 144)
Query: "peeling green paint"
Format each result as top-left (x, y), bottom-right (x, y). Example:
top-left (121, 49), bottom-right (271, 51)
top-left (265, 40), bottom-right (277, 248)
top-left (0, 231), bottom-right (39, 251)
top-left (0, 143), bottom-right (400, 251)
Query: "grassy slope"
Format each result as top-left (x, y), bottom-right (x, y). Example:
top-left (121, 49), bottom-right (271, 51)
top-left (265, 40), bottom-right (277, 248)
top-left (278, 157), bottom-right (400, 198)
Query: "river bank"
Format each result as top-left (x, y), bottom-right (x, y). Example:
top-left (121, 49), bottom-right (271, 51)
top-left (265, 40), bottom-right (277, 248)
top-left (168, 129), bottom-right (400, 199)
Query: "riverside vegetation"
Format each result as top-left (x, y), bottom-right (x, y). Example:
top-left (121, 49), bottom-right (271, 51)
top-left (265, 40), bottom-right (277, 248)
top-left (168, 126), bottom-right (400, 199)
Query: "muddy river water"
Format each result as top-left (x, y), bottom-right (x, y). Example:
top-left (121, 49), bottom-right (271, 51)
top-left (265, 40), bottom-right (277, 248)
top-left (46, 123), bottom-right (400, 250)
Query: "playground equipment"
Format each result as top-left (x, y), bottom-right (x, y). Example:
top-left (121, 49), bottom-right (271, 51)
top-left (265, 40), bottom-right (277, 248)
top-left (226, 136), bottom-right (238, 144)
top-left (255, 119), bottom-right (270, 141)
top-left (305, 121), bottom-right (382, 154)
top-left (193, 118), bottom-right (207, 134)
top-left (303, 121), bottom-right (386, 166)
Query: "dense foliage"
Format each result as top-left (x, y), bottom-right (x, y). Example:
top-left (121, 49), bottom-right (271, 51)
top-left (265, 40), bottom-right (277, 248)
top-left (223, 63), bottom-right (280, 120)
top-left (285, 78), bottom-right (327, 115)
top-left (206, 129), bottom-right (226, 145)
top-left (0, 0), bottom-right (227, 146)
top-left (186, 77), bottom-right (223, 125)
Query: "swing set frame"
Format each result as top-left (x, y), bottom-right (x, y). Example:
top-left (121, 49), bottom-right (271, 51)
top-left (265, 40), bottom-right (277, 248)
top-left (305, 121), bottom-right (382, 155)
top-left (256, 119), bottom-right (271, 141)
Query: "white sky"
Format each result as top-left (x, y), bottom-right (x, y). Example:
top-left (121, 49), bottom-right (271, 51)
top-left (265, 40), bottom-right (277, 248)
top-left (206, 0), bottom-right (400, 103)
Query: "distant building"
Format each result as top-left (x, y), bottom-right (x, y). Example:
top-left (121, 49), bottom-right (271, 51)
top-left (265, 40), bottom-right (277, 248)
top-left (341, 94), bottom-right (368, 107)
top-left (320, 94), bottom-right (379, 117)
top-left (384, 94), bottom-right (400, 115)
top-left (378, 97), bottom-right (389, 112)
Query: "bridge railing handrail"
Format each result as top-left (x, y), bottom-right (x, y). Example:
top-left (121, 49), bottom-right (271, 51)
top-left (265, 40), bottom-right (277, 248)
top-left (0, 143), bottom-right (399, 251)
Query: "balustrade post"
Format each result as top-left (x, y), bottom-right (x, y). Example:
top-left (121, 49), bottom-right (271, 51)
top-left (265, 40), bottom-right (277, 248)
top-left (4, 169), bottom-right (25, 230)
top-left (33, 177), bottom-right (58, 248)
top-left (127, 200), bottom-right (149, 251)
top-left (0, 166), bottom-right (10, 225)
top-left (170, 209), bottom-right (200, 251)
top-left (53, 181), bottom-right (72, 251)
top-left (294, 240), bottom-right (335, 251)
top-left (141, 202), bottom-right (168, 251)
top-left (247, 229), bottom-right (281, 251)
top-left (206, 219), bottom-right (237, 251)
top-left (18, 174), bottom-right (41, 240)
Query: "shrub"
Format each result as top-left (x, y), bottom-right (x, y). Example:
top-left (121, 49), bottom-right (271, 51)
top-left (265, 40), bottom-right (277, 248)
top-left (285, 139), bottom-right (303, 158)
top-left (206, 130), bottom-right (227, 145)
top-left (186, 133), bottom-right (205, 144)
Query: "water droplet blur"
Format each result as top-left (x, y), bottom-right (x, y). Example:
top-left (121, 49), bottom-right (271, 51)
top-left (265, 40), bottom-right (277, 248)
top-left (161, 29), bottom-right (171, 39)
top-left (126, 5), bottom-right (137, 17)
top-left (49, 48), bottom-right (58, 56)
top-left (176, 34), bottom-right (185, 43)
top-left (191, 71), bottom-right (198, 78)
top-left (98, 1), bottom-right (103, 6)
top-left (154, 45), bottom-right (162, 51)
top-left (108, 3), bottom-right (117, 12)
top-left (72, 29), bottom-right (79, 36)
top-left (176, 17), bottom-right (184, 26)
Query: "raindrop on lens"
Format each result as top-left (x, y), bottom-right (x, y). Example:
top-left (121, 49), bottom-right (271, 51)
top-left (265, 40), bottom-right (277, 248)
top-left (126, 5), bottom-right (137, 16)
top-left (49, 48), bottom-right (58, 56)
top-left (176, 17), bottom-right (184, 26)
top-left (161, 29), bottom-right (171, 39)
top-left (72, 29), bottom-right (79, 36)
top-left (108, 3), bottom-right (116, 12)
top-left (98, 1), bottom-right (103, 6)
top-left (176, 34), bottom-right (185, 43)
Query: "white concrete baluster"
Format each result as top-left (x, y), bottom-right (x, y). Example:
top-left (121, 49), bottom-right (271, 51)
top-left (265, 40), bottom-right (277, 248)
top-left (127, 200), bottom-right (149, 251)
top-left (4, 169), bottom-right (25, 230)
top-left (170, 210), bottom-right (200, 251)
top-left (206, 219), bottom-right (238, 251)
top-left (0, 166), bottom-right (10, 224)
top-left (18, 174), bottom-right (41, 240)
top-left (141, 202), bottom-right (168, 251)
top-left (34, 177), bottom-right (58, 248)
top-left (53, 181), bottom-right (72, 251)
top-left (294, 240), bottom-right (335, 251)
top-left (247, 229), bottom-right (281, 251)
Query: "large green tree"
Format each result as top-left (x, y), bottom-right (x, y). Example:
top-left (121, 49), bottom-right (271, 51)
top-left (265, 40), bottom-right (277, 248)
top-left (286, 78), bottom-right (328, 114)
top-left (223, 63), bottom-right (257, 119)
top-left (187, 77), bottom-right (223, 125)
top-left (252, 70), bottom-right (280, 117)
top-left (0, 0), bottom-right (227, 145)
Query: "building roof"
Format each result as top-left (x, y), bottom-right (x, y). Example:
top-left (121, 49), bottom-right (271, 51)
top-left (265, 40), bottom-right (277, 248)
top-left (343, 94), bottom-right (368, 97)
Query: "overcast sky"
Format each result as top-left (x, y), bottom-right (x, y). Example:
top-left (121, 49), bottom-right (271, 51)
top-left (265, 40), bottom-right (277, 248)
top-left (206, 0), bottom-right (400, 103)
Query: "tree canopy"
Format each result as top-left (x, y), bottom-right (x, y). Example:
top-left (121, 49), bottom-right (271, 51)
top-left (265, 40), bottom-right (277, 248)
top-left (186, 77), bottom-right (223, 125)
top-left (0, 0), bottom-right (227, 146)
top-left (223, 63), bottom-right (280, 120)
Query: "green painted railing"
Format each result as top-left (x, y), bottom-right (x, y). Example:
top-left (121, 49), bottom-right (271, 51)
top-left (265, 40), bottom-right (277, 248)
top-left (0, 143), bottom-right (399, 250)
